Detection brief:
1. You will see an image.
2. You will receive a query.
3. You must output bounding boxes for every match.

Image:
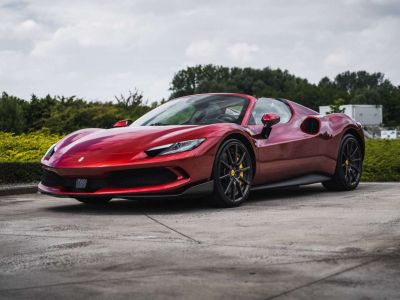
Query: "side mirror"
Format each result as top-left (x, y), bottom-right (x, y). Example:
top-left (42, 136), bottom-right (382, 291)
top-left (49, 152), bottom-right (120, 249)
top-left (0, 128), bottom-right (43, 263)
top-left (113, 119), bottom-right (132, 128)
top-left (261, 113), bottom-right (280, 138)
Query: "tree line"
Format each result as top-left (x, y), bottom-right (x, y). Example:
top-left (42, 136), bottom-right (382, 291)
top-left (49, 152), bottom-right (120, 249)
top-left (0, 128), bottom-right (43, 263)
top-left (1, 65), bottom-right (399, 134)
top-left (0, 89), bottom-right (154, 134)
top-left (170, 65), bottom-right (400, 126)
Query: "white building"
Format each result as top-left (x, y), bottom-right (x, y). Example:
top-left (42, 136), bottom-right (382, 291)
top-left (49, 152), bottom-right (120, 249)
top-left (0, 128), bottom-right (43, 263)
top-left (319, 104), bottom-right (383, 126)
top-left (381, 130), bottom-right (398, 139)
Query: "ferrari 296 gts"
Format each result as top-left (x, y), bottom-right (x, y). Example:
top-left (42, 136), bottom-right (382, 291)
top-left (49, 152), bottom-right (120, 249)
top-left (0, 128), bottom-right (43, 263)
top-left (39, 93), bottom-right (364, 207)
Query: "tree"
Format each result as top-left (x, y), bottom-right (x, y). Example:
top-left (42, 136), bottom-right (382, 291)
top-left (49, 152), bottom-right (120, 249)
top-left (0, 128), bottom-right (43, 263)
top-left (1, 66), bottom-right (399, 134)
top-left (169, 65), bottom-right (400, 125)
top-left (24, 94), bottom-right (58, 131)
top-left (329, 98), bottom-right (346, 113)
top-left (114, 88), bottom-right (144, 110)
top-left (169, 65), bottom-right (321, 110)
top-left (0, 92), bottom-right (26, 133)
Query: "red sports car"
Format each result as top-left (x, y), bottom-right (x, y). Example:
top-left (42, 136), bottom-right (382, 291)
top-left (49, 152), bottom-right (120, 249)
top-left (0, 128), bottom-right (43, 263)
top-left (39, 93), bottom-right (364, 207)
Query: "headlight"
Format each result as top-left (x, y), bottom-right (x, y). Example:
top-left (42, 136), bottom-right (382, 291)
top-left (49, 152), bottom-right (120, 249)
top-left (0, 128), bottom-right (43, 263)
top-left (43, 143), bottom-right (57, 160)
top-left (145, 138), bottom-right (205, 157)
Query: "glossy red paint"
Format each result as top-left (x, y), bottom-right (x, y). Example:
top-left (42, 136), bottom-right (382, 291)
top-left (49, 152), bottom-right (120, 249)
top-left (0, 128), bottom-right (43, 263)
top-left (261, 113), bottom-right (280, 126)
top-left (39, 93), bottom-right (364, 198)
top-left (113, 119), bottom-right (131, 128)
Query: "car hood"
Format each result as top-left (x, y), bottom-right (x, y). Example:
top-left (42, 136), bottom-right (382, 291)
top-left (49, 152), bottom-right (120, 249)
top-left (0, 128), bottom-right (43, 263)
top-left (44, 124), bottom-right (231, 168)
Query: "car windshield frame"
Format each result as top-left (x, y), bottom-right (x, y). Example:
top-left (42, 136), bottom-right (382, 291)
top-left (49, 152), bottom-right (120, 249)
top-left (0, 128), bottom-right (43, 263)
top-left (131, 94), bottom-right (250, 126)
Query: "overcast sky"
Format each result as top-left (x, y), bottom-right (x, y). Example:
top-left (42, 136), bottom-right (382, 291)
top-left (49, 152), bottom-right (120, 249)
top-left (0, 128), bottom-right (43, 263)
top-left (0, 0), bottom-right (399, 102)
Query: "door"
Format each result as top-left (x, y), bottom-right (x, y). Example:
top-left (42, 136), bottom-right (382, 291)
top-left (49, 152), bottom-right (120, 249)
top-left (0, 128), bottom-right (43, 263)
top-left (246, 98), bottom-right (325, 185)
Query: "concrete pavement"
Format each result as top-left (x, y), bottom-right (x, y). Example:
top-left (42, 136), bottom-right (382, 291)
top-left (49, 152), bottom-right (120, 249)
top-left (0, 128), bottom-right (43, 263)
top-left (0, 183), bottom-right (399, 299)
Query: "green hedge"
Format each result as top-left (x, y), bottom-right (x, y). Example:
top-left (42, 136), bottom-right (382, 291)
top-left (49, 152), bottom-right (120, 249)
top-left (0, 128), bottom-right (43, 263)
top-left (362, 139), bottom-right (400, 181)
top-left (0, 132), bottom-right (399, 183)
top-left (0, 131), bottom-right (61, 162)
top-left (0, 162), bottom-right (42, 184)
top-left (0, 131), bottom-right (59, 184)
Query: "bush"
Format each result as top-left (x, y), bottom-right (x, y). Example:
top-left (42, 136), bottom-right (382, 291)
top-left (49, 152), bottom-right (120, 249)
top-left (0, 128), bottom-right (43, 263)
top-left (0, 132), bottom-right (399, 183)
top-left (0, 131), bottom-right (62, 184)
top-left (0, 130), bottom-right (62, 162)
top-left (0, 162), bottom-right (42, 184)
top-left (362, 139), bottom-right (400, 181)
top-left (0, 92), bottom-right (153, 135)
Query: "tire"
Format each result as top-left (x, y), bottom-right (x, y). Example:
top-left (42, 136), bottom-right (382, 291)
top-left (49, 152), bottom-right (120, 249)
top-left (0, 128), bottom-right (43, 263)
top-left (322, 134), bottom-right (363, 191)
top-left (75, 197), bottom-right (111, 205)
top-left (211, 139), bottom-right (253, 207)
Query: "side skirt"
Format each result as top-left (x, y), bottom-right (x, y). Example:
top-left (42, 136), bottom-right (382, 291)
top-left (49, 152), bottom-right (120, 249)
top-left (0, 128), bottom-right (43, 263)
top-left (251, 174), bottom-right (331, 191)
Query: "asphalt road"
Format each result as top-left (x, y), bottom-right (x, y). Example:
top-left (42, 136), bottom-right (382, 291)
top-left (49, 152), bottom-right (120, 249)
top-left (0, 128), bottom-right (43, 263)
top-left (0, 183), bottom-right (399, 299)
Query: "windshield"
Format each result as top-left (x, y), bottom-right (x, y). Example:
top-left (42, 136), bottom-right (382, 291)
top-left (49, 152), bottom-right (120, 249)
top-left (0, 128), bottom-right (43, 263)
top-left (132, 95), bottom-right (249, 126)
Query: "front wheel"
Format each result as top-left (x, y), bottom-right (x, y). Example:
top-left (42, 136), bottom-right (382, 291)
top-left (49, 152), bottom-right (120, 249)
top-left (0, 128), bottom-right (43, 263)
top-left (323, 134), bottom-right (363, 191)
top-left (75, 197), bottom-right (111, 205)
top-left (211, 139), bottom-right (253, 207)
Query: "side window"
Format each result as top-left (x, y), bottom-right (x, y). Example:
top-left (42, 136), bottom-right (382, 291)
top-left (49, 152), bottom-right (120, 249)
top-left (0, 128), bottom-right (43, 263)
top-left (225, 105), bottom-right (243, 117)
top-left (249, 98), bottom-right (292, 125)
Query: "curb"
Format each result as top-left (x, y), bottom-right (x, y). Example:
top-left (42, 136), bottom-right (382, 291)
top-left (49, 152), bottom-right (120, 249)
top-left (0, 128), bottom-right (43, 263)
top-left (0, 183), bottom-right (38, 196)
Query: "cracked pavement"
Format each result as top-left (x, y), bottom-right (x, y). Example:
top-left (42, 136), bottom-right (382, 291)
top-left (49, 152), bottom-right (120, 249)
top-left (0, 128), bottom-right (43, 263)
top-left (0, 183), bottom-right (399, 299)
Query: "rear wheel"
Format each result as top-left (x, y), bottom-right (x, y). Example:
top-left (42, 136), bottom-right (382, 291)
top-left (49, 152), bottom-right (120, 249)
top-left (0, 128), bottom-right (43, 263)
top-left (323, 134), bottom-right (363, 191)
top-left (211, 139), bottom-right (253, 207)
top-left (75, 197), bottom-right (111, 205)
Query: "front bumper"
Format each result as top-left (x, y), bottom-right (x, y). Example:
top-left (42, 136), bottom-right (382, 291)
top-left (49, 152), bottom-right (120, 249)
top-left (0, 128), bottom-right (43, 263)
top-left (38, 153), bottom-right (215, 198)
top-left (39, 180), bottom-right (214, 199)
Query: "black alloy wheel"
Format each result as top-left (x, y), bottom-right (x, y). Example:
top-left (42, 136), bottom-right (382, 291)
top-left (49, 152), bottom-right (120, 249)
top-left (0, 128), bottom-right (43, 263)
top-left (323, 134), bottom-right (363, 191)
top-left (212, 139), bottom-right (253, 207)
top-left (341, 137), bottom-right (362, 186)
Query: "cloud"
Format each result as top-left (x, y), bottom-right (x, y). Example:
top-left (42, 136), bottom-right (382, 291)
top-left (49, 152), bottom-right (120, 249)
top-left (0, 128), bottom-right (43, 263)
top-left (227, 43), bottom-right (259, 65)
top-left (0, 0), bottom-right (399, 102)
top-left (185, 40), bottom-right (218, 60)
top-left (324, 50), bottom-right (348, 67)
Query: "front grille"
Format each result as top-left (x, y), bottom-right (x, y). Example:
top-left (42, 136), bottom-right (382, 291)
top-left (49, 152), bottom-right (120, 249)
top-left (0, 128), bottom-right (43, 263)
top-left (41, 167), bottom-right (178, 192)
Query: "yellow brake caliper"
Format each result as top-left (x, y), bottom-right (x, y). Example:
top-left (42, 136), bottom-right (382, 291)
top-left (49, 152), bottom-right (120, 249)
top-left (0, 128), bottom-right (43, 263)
top-left (237, 155), bottom-right (244, 186)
